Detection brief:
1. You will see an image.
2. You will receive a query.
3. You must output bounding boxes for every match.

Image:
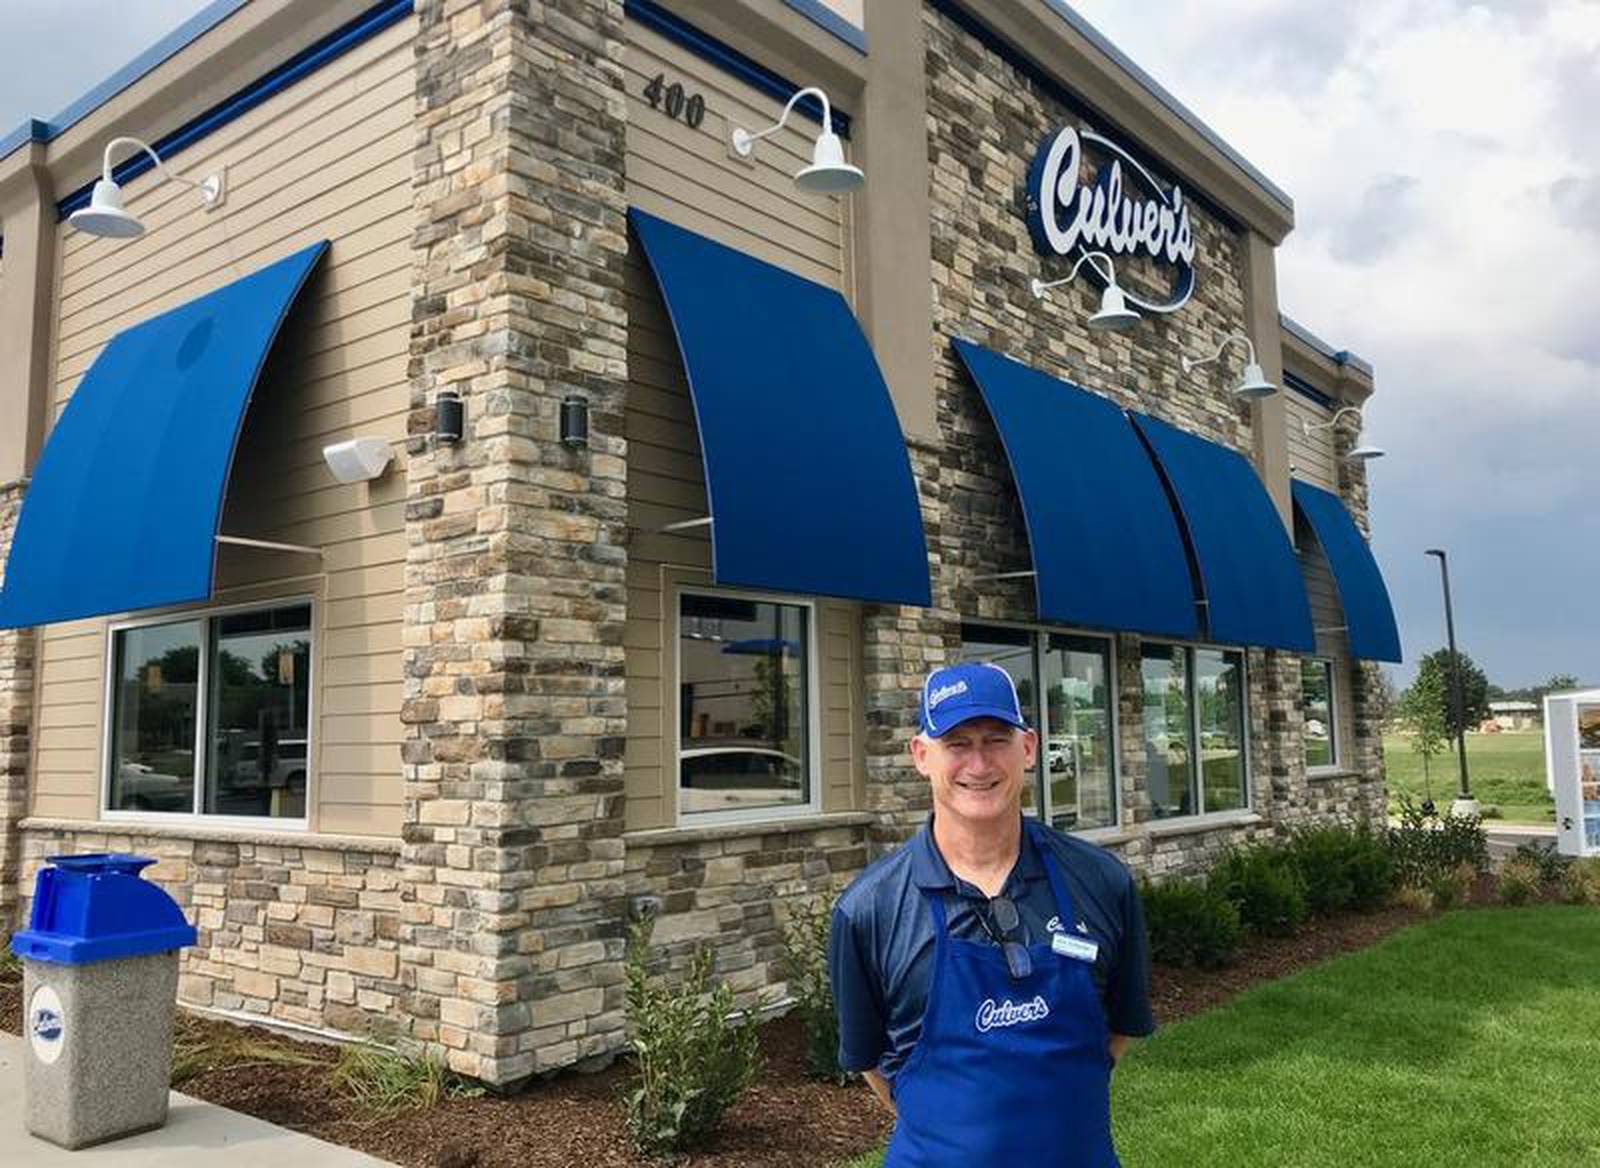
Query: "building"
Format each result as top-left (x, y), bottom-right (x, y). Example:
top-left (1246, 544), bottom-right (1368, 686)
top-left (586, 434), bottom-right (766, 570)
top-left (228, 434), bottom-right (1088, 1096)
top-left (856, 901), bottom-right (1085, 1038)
top-left (0, 0), bottom-right (1402, 1084)
top-left (1488, 701), bottom-right (1539, 732)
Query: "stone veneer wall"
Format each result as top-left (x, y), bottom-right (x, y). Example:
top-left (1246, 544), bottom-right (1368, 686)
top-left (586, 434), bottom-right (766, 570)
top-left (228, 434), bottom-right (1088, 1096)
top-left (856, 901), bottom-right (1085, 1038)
top-left (400, 0), bottom-right (631, 1084)
top-left (0, 481), bottom-right (34, 938)
top-left (17, 827), bottom-right (403, 1029)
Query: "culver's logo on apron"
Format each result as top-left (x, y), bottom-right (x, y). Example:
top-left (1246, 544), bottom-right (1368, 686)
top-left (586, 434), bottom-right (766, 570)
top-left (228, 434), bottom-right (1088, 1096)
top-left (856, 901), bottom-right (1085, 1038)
top-left (974, 994), bottom-right (1050, 1033)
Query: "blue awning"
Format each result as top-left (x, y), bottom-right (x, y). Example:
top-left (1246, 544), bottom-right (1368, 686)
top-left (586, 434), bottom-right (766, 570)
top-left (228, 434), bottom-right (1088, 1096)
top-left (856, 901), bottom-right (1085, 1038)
top-left (1131, 414), bottom-right (1315, 652)
top-left (628, 208), bottom-right (930, 606)
top-left (950, 340), bottom-right (1197, 638)
top-left (1291, 480), bottom-right (1402, 662)
top-left (0, 241), bottom-right (329, 630)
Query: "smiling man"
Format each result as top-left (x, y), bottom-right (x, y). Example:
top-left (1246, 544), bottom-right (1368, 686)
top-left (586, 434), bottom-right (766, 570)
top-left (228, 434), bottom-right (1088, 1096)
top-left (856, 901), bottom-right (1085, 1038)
top-left (830, 661), bottom-right (1153, 1166)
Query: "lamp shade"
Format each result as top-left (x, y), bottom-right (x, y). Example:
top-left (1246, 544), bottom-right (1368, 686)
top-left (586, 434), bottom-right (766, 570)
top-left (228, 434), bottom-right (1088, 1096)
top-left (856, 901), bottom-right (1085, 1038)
top-left (1087, 283), bottom-right (1139, 332)
top-left (796, 130), bottom-right (864, 194)
top-left (68, 179), bottom-right (144, 238)
top-left (1348, 429), bottom-right (1385, 461)
top-left (1232, 360), bottom-right (1277, 401)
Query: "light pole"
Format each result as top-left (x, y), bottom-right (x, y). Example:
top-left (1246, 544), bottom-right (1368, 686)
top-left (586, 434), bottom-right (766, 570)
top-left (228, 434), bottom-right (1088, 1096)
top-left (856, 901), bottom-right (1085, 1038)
top-left (1424, 548), bottom-right (1475, 815)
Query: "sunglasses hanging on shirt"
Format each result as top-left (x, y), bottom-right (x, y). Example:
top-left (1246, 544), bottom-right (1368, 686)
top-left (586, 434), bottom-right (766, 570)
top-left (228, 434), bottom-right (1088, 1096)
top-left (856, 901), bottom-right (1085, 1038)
top-left (978, 895), bottom-right (1033, 981)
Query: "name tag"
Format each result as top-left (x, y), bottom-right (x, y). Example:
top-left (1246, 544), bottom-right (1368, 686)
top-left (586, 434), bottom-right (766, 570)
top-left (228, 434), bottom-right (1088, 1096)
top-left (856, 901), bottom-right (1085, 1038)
top-left (1051, 933), bottom-right (1099, 963)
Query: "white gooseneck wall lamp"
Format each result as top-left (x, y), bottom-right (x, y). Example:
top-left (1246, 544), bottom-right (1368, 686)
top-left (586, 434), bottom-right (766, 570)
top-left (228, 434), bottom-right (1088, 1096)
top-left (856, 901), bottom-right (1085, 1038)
top-left (69, 136), bottom-right (224, 238)
top-left (1303, 406), bottom-right (1385, 462)
top-left (1181, 330), bottom-right (1277, 402)
top-left (730, 87), bottom-right (863, 194)
top-left (1030, 250), bottom-right (1140, 332)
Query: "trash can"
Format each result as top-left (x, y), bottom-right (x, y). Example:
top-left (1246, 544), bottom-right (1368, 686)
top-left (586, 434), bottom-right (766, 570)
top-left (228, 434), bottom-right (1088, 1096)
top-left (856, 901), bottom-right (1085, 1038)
top-left (8, 853), bottom-right (197, 1149)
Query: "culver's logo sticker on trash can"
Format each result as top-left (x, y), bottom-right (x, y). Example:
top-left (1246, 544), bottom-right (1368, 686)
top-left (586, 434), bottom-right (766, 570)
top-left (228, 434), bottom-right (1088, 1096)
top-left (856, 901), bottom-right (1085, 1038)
top-left (29, 985), bottom-right (65, 1064)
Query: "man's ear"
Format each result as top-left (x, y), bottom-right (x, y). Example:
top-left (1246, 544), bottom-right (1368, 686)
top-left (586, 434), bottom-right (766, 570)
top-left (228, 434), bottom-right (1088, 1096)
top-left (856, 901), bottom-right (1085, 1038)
top-left (909, 732), bottom-right (932, 776)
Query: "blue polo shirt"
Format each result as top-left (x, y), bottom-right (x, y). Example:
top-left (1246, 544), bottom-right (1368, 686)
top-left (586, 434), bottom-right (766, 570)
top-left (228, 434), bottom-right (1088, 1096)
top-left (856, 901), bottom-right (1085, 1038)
top-left (829, 816), bottom-right (1154, 1078)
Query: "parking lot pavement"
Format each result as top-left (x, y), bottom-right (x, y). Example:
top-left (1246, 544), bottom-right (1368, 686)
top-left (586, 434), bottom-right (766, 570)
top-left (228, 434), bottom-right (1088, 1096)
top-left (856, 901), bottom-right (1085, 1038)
top-left (1, 1034), bottom-right (394, 1167)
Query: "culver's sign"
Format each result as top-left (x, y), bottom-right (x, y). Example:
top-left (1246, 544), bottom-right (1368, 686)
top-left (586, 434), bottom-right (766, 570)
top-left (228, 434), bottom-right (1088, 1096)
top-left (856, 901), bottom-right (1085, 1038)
top-left (1025, 126), bottom-right (1196, 314)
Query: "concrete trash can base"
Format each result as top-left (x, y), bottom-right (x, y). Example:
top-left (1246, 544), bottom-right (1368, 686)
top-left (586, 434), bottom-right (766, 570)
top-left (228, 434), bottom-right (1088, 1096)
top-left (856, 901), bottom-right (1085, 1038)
top-left (10, 853), bottom-right (197, 1150)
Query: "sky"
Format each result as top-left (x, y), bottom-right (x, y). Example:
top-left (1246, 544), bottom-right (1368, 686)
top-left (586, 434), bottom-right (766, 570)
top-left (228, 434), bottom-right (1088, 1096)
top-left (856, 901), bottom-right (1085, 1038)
top-left (4, 1), bottom-right (1597, 690)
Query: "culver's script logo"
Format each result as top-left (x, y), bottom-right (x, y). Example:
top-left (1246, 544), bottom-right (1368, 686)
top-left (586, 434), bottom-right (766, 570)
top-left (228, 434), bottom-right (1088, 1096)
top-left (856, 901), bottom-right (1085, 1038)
top-left (927, 680), bottom-right (969, 709)
top-left (1026, 126), bottom-right (1197, 314)
top-left (975, 995), bottom-right (1050, 1033)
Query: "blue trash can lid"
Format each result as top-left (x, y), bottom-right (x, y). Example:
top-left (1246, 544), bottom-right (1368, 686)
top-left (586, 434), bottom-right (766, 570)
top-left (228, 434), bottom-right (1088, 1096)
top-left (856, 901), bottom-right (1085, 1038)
top-left (8, 852), bottom-right (197, 965)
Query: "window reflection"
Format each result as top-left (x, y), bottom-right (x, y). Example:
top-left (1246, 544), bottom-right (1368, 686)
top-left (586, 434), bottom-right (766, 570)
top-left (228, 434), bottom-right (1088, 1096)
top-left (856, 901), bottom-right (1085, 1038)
top-left (1141, 645), bottom-right (1192, 818)
top-left (1043, 635), bottom-right (1115, 831)
top-left (1302, 658), bottom-right (1335, 768)
top-left (1195, 649), bottom-right (1245, 812)
top-left (109, 620), bottom-right (202, 813)
top-left (207, 605), bottom-right (311, 818)
top-left (679, 594), bottom-right (809, 815)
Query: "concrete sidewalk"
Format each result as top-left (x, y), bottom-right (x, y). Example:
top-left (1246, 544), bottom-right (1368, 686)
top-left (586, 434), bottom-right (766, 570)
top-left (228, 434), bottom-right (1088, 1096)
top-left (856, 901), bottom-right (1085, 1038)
top-left (2, 1034), bottom-right (394, 1166)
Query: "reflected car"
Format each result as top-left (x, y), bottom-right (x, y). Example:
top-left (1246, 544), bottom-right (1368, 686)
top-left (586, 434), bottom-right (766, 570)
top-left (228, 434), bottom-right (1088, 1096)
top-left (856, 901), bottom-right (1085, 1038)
top-left (115, 761), bottom-right (193, 812)
top-left (680, 747), bottom-right (803, 790)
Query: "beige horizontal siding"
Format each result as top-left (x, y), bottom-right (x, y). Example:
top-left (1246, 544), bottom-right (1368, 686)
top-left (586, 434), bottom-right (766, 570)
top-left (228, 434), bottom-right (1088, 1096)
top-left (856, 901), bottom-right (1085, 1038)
top-left (29, 15), bottom-right (412, 838)
top-left (1297, 513), bottom-right (1357, 768)
top-left (1286, 392), bottom-right (1337, 492)
top-left (622, 17), bottom-right (861, 829)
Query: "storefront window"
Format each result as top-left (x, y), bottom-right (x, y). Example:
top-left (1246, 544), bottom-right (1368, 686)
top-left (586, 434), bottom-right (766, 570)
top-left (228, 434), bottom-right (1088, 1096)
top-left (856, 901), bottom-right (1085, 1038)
top-left (109, 619), bottom-right (202, 814)
top-left (1043, 634), bottom-right (1116, 831)
top-left (1302, 658), bottom-right (1337, 769)
top-left (959, 624), bottom-right (1117, 829)
top-left (207, 606), bottom-right (312, 818)
top-left (679, 593), bottom-right (810, 817)
top-left (1195, 648), bottom-right (1246, 813)
top-left (1142, 644), bottom-right (1249, 818)
top-left (1141, 645), bottom-right (1192, 818)
top-left (108, 602), bottom-right (312, 819)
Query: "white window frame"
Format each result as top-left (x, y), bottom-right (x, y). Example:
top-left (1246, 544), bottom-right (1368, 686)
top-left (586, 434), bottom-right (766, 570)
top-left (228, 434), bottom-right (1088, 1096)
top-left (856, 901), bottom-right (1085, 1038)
top-left (957, 620), bottom-right (1121, 832)
top-left (1140, 640), bottom-right (1252, 819)
top-left (672, 584), bottom-right (823, 828)
top-left (1302, 655), bottom-right (1340, 773)
top-left (101, 595), bottom-right (317, 830)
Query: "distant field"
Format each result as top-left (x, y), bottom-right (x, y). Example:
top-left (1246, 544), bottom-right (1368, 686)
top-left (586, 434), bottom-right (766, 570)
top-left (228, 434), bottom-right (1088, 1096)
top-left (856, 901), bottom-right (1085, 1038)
top-left (1384, 731), bottom-right (1553, 823)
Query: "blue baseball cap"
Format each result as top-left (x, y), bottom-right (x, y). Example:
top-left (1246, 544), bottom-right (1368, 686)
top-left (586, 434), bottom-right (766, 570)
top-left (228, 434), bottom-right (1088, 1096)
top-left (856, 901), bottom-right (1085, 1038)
top-left (919, 662), bottom-right (1028, 737)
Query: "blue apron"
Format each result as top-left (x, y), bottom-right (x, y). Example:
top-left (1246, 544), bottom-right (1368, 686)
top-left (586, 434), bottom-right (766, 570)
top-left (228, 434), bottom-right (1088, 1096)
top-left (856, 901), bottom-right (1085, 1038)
top-left (884, 821), bottom-right (1119, 1166)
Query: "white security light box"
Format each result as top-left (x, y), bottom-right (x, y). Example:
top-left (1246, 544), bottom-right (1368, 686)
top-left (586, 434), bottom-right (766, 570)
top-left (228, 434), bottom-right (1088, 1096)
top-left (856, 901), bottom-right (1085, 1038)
top-left (1543, 687), bottom-right (1600, 857)
top-left (322, 437), bottom-right (393, 484)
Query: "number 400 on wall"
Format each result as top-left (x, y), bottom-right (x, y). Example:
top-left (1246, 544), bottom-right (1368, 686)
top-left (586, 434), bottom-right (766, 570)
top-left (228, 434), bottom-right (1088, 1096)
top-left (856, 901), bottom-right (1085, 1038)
top-left (643, 73), bottom-right (706, 129)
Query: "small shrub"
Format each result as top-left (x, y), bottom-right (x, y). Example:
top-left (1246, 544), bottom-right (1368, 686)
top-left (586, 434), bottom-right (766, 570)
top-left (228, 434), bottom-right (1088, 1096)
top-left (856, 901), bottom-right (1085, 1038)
top-left (1388, 795), bottom-right (1489, 889)
top-left (1141, 877), bottom-right (1243, 969)
top-left (1513, 841), bottom-right (1572, 891)
top-left (1428, 862), bottom-right (1476, 912)
top-left (624, 916), bottom-right (763, 1156)
top-left (778, 894), bottom-right (844, 1082)
top-left (1288, 825), bottom-right (1395, 916)
top-left (1496, 856), bottom-right (1542, 906)
top-left (1391, 884), bottom-right (1434, 914)
top-left (1210, 846), bottom-right (1307, 937)
top-left (1563, 857), bottom-right (1600, 905)
top-left (0, 949), bottom-right (21, 985)
top-left (332, 1027), bottom-right (480, 1116)
top-left (170, 1015), bottom-right (324, 1087)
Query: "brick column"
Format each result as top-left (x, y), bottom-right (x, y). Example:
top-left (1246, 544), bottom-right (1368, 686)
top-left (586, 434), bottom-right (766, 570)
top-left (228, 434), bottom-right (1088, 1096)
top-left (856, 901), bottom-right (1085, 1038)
top-left (401, 0), bottom-right (629, 1086)
top-left (0, 481), bottom-right (35, 939)
top-left (1336, 415), bottom-right (1386, 812)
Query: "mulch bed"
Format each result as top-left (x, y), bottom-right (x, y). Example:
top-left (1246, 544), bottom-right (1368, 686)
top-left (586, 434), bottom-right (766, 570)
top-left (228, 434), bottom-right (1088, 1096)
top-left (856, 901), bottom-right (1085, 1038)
top-left (0, 889), bottom-right (1521, 1168)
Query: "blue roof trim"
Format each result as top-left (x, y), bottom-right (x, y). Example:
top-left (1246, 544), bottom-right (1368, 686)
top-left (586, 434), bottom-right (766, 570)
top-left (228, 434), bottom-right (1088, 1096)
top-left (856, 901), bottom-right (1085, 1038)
top-left (782, 0), bottom-right (867, 53)
top-left (626, 0), bottom-right (852, 137)
top-left (1131, 414), bottom-right (1315, 653)
top-left (628, 208), bottom-right (927, 606)
top-left (1280, 314), bottom-right (1374, 376)
top-left (1291, 480), bottom-right (1402, 663)
top-left (0, 119), bottom-right (52, 162)
top-left (1039, 2), bottom-right (1291, 213)
top-left (1282, 370), bottom-right (1336, 411)
top-left (0, 242), bottom-right (329, 630)
top-left (58, 0), bottom-right (413, 219)
top-left (951, 340), bottom-right (1198, 638)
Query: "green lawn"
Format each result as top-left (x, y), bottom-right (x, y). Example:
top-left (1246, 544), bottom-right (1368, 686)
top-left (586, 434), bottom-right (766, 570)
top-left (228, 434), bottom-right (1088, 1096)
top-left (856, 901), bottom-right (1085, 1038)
top-left (1384, 731), bottom-right (1554, 824)
top-left (841, 907), bottom-right (1600, 1167)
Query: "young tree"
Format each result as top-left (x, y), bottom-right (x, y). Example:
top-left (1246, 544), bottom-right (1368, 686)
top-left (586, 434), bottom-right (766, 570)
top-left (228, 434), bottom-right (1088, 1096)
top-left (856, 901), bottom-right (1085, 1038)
top-left (1414, 648), bottom-right (1491, 738)
top-left (1400, 667), bottom-right (1449, 794)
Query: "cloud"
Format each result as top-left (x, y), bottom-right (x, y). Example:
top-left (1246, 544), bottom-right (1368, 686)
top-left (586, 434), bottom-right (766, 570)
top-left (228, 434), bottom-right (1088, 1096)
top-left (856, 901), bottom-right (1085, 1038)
top-left (0, 0), bottom-right (215, 133)
top-left (1327, 174), bottom-right (1419, 265)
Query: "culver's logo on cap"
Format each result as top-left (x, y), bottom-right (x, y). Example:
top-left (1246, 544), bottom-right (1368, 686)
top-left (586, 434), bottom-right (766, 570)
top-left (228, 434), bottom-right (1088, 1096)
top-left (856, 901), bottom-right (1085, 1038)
top-left (975, 995), bottom-right (1050, 1033)
top-left (926, 680), bottom-right (969, 709)
top-left (920, 662), bottom-right (1027, 736)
